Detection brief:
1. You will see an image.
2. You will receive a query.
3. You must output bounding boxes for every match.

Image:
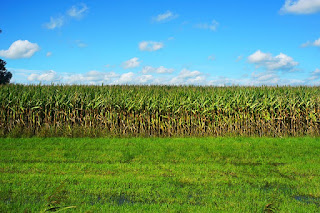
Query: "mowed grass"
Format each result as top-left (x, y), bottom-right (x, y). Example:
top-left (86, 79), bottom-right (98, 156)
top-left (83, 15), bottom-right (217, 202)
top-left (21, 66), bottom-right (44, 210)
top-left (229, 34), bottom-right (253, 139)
top-left (1, 137), bottom-right (320, 212)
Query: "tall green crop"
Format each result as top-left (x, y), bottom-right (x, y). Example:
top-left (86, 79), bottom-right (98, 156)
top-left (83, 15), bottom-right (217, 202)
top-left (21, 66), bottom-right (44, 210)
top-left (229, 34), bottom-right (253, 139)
top-left (0, 84), bottom-right (320, 137)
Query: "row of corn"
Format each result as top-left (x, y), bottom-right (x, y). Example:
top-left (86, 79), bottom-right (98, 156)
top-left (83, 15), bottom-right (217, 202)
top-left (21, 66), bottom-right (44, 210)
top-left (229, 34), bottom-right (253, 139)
top-left (1, 84), bottom-right (320, 137)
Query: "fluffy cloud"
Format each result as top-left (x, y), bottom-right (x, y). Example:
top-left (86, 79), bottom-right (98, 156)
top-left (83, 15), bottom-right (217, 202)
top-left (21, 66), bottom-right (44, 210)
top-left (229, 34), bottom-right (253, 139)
top-left (115, 72), bottom-right (135, 84)
top-left (27, 70), bottom-right (60, 82)
top-left (67, 3), bottom-right (88, 18)
top-left (170, 69), bottom-right (206, 85)
top-left (195, 20), bottom-right (219, 31)
top-left (280, 0), bottom-right (320, 14)
top-left (46, 52), bottom-right (52, 57)
top-left (122, 57), bottom-right (141, 69)
top-left (136, 75), bottom-right (153, 84)
top-left (0, 40), bottom-right (40, 59)
top-left (141, 66), bottom-right (174, 74)
top-left (301, 38), bottom-right (320, 47)
top-left (248, 50), bottom-right (299, 71)
top-left (139, 41), bottom-right (164, 51)
top-left (248, 50), bottom-right (272, 63)
top-left (153, 11), bottom-right (178, 22)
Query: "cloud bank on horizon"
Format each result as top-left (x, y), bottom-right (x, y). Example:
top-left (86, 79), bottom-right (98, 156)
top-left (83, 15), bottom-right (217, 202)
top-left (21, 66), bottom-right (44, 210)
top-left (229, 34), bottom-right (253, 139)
top-left (1, 0), bottom-right (320, 86)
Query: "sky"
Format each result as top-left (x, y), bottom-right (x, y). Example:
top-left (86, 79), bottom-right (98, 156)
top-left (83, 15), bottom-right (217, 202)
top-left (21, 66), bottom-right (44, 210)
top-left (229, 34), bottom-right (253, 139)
top-left (0, 0), bottom-right (320, 86)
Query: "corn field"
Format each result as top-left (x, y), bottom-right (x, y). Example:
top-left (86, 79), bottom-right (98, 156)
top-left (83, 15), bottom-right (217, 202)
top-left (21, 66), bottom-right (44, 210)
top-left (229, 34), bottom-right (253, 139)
top-left (1, 84), bottom-right (320, 137)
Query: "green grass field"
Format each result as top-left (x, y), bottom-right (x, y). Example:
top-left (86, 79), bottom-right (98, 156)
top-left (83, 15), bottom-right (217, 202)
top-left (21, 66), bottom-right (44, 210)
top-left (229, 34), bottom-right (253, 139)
top-left (1, 137), bottom-right (320, 212)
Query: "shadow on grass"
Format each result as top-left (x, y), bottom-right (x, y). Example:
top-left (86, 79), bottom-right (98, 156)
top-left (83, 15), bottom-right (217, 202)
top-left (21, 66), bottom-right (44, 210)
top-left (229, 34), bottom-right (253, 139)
top-left (294, 195), bottom-right (320, 206)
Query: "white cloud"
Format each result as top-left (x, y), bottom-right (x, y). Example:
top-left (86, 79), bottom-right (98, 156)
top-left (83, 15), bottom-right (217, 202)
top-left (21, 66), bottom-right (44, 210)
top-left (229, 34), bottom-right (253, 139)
top-left (283, 79), bottom-right (306, 85)
top-left (112, 73), bottom-right (155, 85)
top-left (301, 41), bottom-right (312, 47)
top-left (141, 66), bottom-right (174, 74)
top-left (280, 0), bottom-right (320, 14)
top-left (44, 4), bottom-right (88, 30)
top-left (116, 72), bottom-right (135, 84)
top-left (154, 11), bottom-right (178, 22)
top-left (248, 50), bottom-right (272, 63)
top-left (178, 69), bottom-right (202, 78)
top-left (27, 70), bottom-right (60, 82)
top-left (208, 71), bottom-right (305, 86)
top-left (44, 16), bottom-right (64, 29)
top-left (24, 69), bottom-right (151, 85)
top-left (46, 52), bottom-right (52, 57)
top-left (195, 20), bottom-right (219, 31)
top-left (67, 3), bottom-right (88, 18)
top-left (170, 69), bottom-right (205, 85)
top-left (248, 50), bottom-right (299, 71)
top-left (251, 71), bottom-right (280, 84)
top-left (186, 76), bottom-right (207, 84)
top-left (64, 71), bottom-right (118, 84)
top-left (312, 68), bottom-right (320, 74)
top-left (308, 68), bottom-right (320, 80)
top-left (249, 71), bottom-right (307, 86)
top-left (0, 40), bottom-right (40, 59)
top-left (301, 37), bottom-right (320, 47)
top-left (136, 75), bottom-right (153, 84)
top-left (208, 77), bottom-right (245, 86)
top-left (122, 57), bottom-right (141, 69)
top-left (13, 68), bottom-right (315, 86)
top-left (14, 66), bottom-right (317, 86)
top-left (139, 41), bottom-right (164, 51)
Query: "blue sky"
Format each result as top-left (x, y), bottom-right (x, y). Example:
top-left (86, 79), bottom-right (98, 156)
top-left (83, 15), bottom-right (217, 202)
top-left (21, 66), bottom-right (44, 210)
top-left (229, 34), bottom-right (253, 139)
top-left (1, 0), bottom-right (320, 85)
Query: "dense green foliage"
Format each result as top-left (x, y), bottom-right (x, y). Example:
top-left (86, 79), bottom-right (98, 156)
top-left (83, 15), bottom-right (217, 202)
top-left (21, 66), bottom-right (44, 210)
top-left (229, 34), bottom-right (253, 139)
top-left (0, 59), bottom-right (12, 85)
top-left (1, 137), bottom-right (320, 212)
top-left (1, 85), bottom-right (320, 137)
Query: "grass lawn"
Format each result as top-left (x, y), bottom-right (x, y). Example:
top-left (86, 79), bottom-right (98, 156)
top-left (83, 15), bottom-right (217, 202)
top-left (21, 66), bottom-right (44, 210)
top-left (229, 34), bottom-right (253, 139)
top-left (1, 137), bottom-right (320, 212)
